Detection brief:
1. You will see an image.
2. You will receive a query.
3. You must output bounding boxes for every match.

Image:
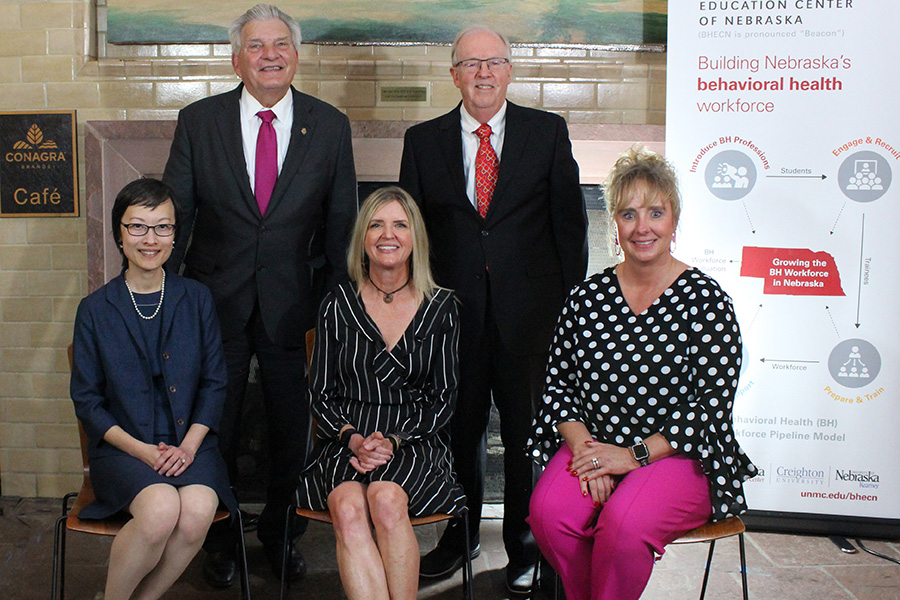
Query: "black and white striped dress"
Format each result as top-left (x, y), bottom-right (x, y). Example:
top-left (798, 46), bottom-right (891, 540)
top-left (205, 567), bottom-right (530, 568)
top-left (296, 282), bottom-right (466, 517)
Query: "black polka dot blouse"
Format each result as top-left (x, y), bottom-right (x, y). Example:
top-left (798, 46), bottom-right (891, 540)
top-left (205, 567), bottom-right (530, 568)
top-left (528, 266), bottom-right (758, 520)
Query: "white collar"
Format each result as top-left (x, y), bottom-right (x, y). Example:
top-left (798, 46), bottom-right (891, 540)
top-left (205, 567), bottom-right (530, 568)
top-left (240, 86), bottom-right (293, 123)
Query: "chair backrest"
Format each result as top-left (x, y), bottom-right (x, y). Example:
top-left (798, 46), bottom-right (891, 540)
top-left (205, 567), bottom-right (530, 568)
top-left (305, 328), bottom-right (315, 371)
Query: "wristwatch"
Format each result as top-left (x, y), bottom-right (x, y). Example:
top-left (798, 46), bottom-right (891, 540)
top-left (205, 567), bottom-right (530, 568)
top-left (630, 441), bottom-right (650, 467)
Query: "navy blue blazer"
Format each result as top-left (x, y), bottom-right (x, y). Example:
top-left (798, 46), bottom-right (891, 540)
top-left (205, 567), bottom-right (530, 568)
top-left (70, 272), bottom-right (228, 459)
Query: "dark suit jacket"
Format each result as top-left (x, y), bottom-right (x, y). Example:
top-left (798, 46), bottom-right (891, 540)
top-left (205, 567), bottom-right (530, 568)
top-left (163, 84), bottom-right (357, 347)
top-left (70, 273), bottom-right (227, 459)
top-left (399, 102), bottom-right (588, 356)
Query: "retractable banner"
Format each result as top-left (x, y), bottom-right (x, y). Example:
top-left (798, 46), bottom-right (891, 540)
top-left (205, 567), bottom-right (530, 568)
top-left (666, 2), bottom-right (899, 532)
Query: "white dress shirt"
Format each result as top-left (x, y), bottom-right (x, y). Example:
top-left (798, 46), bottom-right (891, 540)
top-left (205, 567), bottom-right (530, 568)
top-left (460, 102), bottom-right (507, 208)
top-left (239, 87), bottom-right (294, 194)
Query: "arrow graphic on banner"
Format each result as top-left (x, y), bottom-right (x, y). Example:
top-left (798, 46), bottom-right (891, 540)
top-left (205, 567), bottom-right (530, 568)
top-left (742, 201), bottom-right (756, 233)
top-left (759, 358), bottom-right (820, 364)
top-left (830, 201), bottom-right (847, 235)
top-left (748, 304), bottom-right (763, 329)
top-left (765, 174), bottom-right (827, 180)
top-left (855, 214), bottom-right (865, 328)
top-left (825, 306), bottom-right (841, 338)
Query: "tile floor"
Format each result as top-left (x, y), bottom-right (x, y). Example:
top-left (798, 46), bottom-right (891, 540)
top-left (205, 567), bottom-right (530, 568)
top-left (3, 497), bottom-right (899, 600)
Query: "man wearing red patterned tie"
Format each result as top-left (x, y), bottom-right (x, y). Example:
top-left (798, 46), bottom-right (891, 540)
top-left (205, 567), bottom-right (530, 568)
top-left (163, 3), bottom-right (357, 588)
top-left (399, 25), bottom-right (588, 596)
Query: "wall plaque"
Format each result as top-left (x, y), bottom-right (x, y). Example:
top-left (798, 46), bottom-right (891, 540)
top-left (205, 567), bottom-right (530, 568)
top-left (0, 110), bottom-right (79, 217)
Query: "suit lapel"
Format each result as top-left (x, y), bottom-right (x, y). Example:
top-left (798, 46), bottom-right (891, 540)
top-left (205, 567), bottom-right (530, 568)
top-left (488, 102), bottom-right (531, 221)
top-left (266, 87), bottom-right (313, 218)
top-left (106, 275), bottom-right (149, 363)
top-left (159, 275), bottom-right (185, 345)
top-left (214, 86), bottom-right (259, 218)
top-left (437, 107), bottom-right (470, 211)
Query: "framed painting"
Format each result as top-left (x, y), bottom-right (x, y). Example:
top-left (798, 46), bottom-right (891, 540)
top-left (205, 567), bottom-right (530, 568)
top-left (107, 1), bottom-right (667, 47)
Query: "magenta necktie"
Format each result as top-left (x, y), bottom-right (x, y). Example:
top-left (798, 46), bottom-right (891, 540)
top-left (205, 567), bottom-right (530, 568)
top-left (474, 123), bottom-right (499, 218)
top-left (255, 110), bottom-right (277, 216)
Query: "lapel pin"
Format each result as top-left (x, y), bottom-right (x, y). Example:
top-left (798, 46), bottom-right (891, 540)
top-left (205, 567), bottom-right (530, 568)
top-left (301, 127), bottom-right (307, 135)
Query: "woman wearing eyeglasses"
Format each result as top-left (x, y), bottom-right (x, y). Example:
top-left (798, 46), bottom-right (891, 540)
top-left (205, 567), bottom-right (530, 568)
top-left (70, 178), bottom-right (236, 600)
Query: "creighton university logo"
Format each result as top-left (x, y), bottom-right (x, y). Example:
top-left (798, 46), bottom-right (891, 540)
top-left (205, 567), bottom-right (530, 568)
top-left (0, 110), bottom-right (78, 217)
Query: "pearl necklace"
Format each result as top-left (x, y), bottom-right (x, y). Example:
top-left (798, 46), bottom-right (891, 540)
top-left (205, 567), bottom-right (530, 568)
top-left (124, 269), bottom-right (165, 320)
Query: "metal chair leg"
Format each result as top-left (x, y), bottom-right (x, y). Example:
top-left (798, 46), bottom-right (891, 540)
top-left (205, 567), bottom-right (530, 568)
top-left (739, 533), bottom-right (749, 600)
top-left (51, 493), bottom-right (77, 600)
top-left (50, 514), bottom-right (67, 600)
top-left (279, 504), bottom-right (294, 600)
top-left (234, 509), bottom-right (251, 600)
top-left (698, 539), bottom-right (717, 600)
top-left (459, 506), bottom-right (474, 600)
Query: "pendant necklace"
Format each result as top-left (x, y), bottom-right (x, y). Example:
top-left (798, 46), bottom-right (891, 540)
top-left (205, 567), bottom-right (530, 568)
top-left (124, 269), bottom-right (165, 319)
top-left (368, 275), bottom-right (410, 304)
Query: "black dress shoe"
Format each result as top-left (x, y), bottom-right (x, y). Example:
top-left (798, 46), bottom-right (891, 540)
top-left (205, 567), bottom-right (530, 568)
top-left (419, 543), bottom-right (481, 579)
top-left (202, 550), bottom-right (237, 588)
top-left (506, 563), bottom-right (536, 596)
top-left (265, 543), bottom-right (307, 581)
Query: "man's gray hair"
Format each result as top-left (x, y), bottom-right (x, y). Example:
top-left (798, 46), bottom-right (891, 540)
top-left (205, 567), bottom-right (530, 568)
top-left (450, 26), bottom-right (511, 65)
top-left (229, 4), bottom-right (302, 54)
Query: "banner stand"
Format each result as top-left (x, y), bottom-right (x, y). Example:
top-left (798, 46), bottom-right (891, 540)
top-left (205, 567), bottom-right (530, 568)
top-left (666, 4), bottom-right (900, 539)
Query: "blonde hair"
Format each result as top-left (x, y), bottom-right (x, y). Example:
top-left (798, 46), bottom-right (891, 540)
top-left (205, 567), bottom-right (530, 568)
top-left (604, 146), bottom-right (682, 256)
top-left (347, 186), bottom-right (439, 299)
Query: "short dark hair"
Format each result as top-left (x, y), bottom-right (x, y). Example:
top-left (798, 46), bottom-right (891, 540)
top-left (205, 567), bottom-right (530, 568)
top-left (111, 178), bottom-right (177, 268)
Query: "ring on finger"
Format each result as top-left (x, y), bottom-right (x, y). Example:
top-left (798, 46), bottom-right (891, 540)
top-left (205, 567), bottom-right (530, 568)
top-left (180, 458), bottom-right (186, 464)
top-left (591, 457), bottom-right (600, 469)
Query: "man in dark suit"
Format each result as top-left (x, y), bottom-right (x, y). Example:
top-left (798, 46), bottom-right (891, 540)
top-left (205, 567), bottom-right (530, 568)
top-left (163, 3), bottom-right (357, 587)
top-left (399, 25), bottom-right (588, 595)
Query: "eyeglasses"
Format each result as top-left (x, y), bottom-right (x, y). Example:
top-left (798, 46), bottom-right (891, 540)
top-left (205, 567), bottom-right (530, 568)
top-left (121, 223), bottom-right (176, 237)
top-left (453, 57), bottom-right (510, 73)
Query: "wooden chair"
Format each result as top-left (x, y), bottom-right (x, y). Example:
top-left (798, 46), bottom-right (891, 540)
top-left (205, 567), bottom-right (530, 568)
top-left (669, 516), bottom-right (748, 600)
top-left (53, 344), bottom-right (251, 599)
top-left (278, 330), bottom-right (475, 600)
top-left (529, 515), bottom-right (749, 600)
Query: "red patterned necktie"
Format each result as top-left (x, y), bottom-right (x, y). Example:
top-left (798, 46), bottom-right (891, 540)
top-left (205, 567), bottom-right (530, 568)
top-left (255, 109), bottom-right (277, 216)
top-left (474, 123), bottom-right (499, 218)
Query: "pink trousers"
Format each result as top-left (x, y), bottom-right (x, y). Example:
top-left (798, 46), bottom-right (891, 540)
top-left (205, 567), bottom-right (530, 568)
top-left (528, 444), bottom-right (711, 600)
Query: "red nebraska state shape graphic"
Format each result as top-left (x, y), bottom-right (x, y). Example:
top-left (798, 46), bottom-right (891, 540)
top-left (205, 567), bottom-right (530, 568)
top-left (740, 247), bottom-right (844, 296)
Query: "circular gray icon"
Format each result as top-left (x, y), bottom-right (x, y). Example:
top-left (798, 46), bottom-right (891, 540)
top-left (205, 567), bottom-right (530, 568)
top-left (827, 338), bottom-right (881, 388)
top-left (705, 150), bottom-right (757, 200)
top-left (837, 151), bottom-right (891, 202)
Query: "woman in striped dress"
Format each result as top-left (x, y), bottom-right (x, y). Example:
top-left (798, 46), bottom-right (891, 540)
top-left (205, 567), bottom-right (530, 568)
top-left (297, 186), bottom-right (465, 600)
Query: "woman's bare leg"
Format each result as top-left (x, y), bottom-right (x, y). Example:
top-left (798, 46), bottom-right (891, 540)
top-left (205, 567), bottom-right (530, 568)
top-left (328, 482), bottom-right (390, 600)
top-left (131, 484), bottom-right (218, 600)
top-left (103, 484), bottom-right (180, 600)
top-left (367, 482), bottom-right (418, 600)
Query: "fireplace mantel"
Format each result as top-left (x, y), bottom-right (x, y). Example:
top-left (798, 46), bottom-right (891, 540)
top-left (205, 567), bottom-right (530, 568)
top-left (85, 120), bottom-right (664, 290)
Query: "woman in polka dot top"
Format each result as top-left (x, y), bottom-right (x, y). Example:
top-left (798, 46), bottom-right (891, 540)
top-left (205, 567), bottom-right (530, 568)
top-left (526, 147), bottom-right (757, 600)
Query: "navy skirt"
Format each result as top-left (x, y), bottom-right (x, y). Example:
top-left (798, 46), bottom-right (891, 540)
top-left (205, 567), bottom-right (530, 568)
top-left (80, 443), bottom-right (236, 520)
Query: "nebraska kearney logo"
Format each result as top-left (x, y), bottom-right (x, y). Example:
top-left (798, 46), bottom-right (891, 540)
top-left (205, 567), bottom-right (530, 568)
top-left (834, 468), bottom-right (880, 490)
top-left (5, 124), bottom-right (67, 166)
